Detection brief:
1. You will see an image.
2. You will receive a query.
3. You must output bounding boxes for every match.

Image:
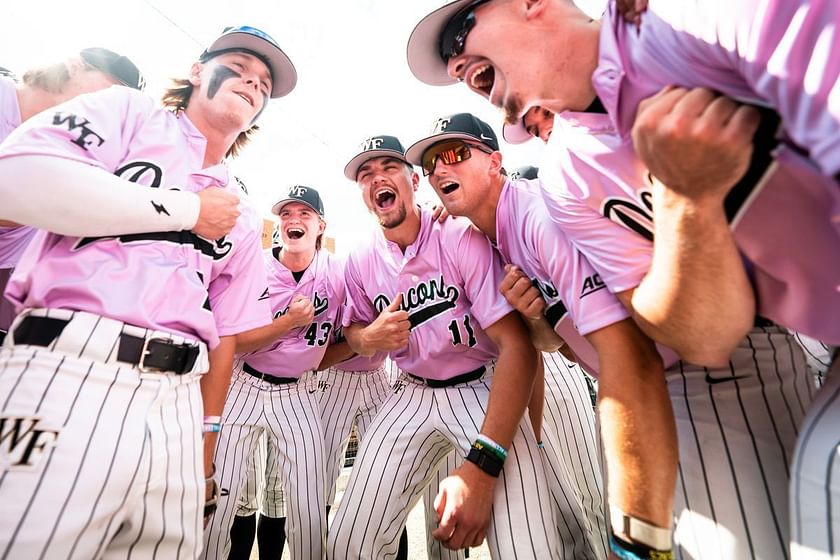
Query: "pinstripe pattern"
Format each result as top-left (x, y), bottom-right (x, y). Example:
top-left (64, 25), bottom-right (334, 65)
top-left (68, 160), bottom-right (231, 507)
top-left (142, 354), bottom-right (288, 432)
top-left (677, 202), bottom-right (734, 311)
top-left (791, 357), bottom-right (840, 559)
top-left (234, 429), bottom-right (287, 519)
top-left (0, 316), bottom-right (203, 560)
top-left (201, 363), bottom-right (325, 560)
top-left (318, 364), bottom-right (392, 507)
top-left (423, 352), bottom-right (607, 560)
top-left (790, 331), bottom-right (835, 388)
top-left (670, 327), bottom-right (814, 560)
top-left (326, 364), bottom-right (559, 559)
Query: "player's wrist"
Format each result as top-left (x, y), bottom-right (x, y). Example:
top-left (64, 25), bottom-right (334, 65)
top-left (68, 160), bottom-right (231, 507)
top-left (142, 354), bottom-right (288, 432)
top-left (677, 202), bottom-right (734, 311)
top-left (465, 435), bottom-right (508, 478)
top-left (609, 505), bottom-right (673, 559)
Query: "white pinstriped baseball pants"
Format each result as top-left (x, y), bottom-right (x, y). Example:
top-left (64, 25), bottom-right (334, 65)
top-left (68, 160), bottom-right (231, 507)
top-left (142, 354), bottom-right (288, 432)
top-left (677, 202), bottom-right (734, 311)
top-left (0, 309), bottom-right (207, 560)
top-left (317, 365), bottom-right (393, 508)
top-left (669, 326), bottom-right (815, 560)
top-left (790, 356), bottom-right (840, 559)
top-left (424, 352), bottom-right (607, 560)
top-left (201, 362), bottom-right (325, 560)
top-left (327, 363), bottom-right (559, 559)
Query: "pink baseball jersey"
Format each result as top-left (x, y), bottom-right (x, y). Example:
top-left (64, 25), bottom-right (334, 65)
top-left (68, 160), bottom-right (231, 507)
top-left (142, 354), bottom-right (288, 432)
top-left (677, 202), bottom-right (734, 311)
top-left (243, 248), bottom-right (345, 378)
top-left (0, 85), bottom-right (271, 348)
top-left (495, 177), bottom-right (632, 375)
top-left (594, 0), bottom-right (840, 175)
top-left (540, 109), bottom-right (840, 345)
top-left (0, 75), bottom-right (36, 271)
top-left (342, 208), bottom-right (512, 381)
top-left (0, 75), bottom-right (36, 333)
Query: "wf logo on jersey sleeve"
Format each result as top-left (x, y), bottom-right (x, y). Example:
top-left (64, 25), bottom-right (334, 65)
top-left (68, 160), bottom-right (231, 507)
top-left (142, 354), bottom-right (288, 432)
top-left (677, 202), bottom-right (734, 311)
top-left (53, 112), bottom-right (105, 151)
top-left (0, 416), bottom-right (59, 471)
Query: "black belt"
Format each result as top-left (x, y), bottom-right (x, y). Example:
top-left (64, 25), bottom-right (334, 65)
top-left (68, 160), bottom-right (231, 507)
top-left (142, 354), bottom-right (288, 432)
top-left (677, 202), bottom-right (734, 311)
top-left (242, 362), bottom-right (299, 385)
top-left (407, 365), bottom-right (485, 388)
top-left (13, 315), bottom-right (199, 374)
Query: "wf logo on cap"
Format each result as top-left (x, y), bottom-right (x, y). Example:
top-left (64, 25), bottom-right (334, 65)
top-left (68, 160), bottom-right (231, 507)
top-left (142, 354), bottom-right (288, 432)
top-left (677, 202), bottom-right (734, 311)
top-left (432, 117), bottom-right (452, 134)
top-left (362, 137), bottom-right (385, 151)
top-left (289, 185), bottom-right (308, 197)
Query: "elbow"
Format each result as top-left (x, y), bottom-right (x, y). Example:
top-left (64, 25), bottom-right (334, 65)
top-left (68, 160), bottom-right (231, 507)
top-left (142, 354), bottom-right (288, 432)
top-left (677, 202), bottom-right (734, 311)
top-left (677, 341), bottom-right (738, 369)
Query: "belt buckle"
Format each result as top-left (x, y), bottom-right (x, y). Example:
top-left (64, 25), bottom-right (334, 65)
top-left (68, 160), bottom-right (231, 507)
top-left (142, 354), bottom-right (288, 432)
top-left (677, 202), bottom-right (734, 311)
top-left (139, 336), bottom-right (175, 373)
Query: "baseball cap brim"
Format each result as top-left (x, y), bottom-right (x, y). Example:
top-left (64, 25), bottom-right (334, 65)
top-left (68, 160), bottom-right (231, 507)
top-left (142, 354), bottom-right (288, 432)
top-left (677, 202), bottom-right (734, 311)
top-left (405, 131), bottom-right (489, 166)
top-left (502, 119), bottom-right (532, 144)
top-left (343, 149), bottom-right (410, 181)
top-left (205, 29), bottom-right (297, 98)
top-left (271, 198), bottom-right (322, 216)
top-left (406, 0), bottom-right (475, 86)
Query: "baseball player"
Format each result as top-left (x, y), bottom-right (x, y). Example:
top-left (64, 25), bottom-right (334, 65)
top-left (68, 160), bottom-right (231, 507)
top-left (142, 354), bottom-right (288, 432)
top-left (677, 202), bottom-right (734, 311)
top-left (407, 5), bottom-right (828, 558)
top-left (203, 185), bottom-right (344, 560)
top-left (228, 431), bottom-right (278, 560)
top-left (0, 25), bottom-right (295, 559)
top-left (327, 133), bottom-right (561, 559)
top-left (0, 48), bottom-right (146, 345)
top-left (407, 111), bottom-right (678, 559)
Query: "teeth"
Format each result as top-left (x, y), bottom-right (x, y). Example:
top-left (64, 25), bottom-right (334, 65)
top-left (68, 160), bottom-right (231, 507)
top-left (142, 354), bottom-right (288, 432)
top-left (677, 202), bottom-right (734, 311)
top-left (236, 93), bottom-right (251, 105)
top-left (375, 188), bottom-right (395, 203)
top-left (440, 181), bottom-right (457, 188)
top-left (469, 64), bottom-right (492, 89)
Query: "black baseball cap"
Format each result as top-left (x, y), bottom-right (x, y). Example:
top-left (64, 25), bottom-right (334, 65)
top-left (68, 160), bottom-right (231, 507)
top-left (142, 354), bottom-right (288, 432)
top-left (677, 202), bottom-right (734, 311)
top-left (0, 66), bottom-right (16, 81)
top-left (80, 48), bottom-right (145, 91)
top-left (271, 185), bottom-right (325, 217)
top-left (343, 135), bottom-right (410, 180)
top-left (510, 165), bottom-right (539, 180)
top-left (407, 0), bottom-right (486, 86)
top-left (200, 25), bottom-right (297, 98)
top-left (405, 112), bottom-right (499, 165)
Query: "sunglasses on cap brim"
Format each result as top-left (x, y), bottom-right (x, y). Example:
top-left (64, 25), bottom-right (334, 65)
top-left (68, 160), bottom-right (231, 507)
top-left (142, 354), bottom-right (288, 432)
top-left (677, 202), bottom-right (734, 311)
top-left (421, 139), bottom-right (494, 176)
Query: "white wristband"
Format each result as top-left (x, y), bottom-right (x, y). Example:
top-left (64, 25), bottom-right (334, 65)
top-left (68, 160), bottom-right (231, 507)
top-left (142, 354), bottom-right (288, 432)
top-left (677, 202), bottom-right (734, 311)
top-left (609, 504), bottom-right (672, 551)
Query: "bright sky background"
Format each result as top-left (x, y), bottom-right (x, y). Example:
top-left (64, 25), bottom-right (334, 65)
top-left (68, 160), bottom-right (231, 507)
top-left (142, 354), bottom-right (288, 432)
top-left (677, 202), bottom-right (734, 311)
top-left (2, 0), bottom-right (604, 253)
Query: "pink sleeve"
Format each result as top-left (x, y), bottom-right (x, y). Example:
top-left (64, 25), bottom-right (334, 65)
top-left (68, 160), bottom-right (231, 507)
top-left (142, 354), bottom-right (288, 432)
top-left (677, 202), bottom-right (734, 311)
top-left (452, 226), bottom-right (513, 330)
top-left (341, 252), bottom-right (377, 327)
top-left (209, 217), bottom-right (272, 337)
top-left (0, 86), bottom-right (143, 171)
top-left (528, 204), bottom-right (630, 336)
top-left (736, 0), bottom-right (840, 175)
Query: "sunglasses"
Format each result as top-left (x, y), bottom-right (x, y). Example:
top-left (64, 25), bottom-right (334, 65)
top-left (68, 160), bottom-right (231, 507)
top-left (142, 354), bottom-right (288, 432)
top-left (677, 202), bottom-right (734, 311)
top-left (438, 0), bottom-right (491, 61)
top-left (421, 140), bottom-right (493, 176)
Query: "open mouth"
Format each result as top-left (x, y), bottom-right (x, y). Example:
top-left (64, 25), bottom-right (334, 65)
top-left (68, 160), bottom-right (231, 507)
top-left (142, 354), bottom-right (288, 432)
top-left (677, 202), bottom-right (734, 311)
top-left (286, 227), bottom-right (305, 240)
top-left (439, 180), bottom-right (460, 195)
top-left (466, 63), bottom-right (495, 97)
top-left (235, 91), bottom-right (254, 106)
top-left (374, 187), bottom-right (397, 210)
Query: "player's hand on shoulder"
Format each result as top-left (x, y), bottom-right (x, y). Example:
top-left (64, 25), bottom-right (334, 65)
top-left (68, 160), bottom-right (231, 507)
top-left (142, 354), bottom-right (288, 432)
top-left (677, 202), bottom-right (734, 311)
top-left (632, 86), bottom-right (761, 203)
top-left (432, 461), bottom-right (495, 549)
top-left (287, 296), bottom-right (315, 328)
top-left (617, 0), bottom-right (647, 26)
top-left (500, 264), bottom-right (546, 320)
top-left (194, 186), bottom-right (241, 240)
top-left (431, 204), bottom-right (453, 223)
top-left (363, 292), bottom-right (410, 352)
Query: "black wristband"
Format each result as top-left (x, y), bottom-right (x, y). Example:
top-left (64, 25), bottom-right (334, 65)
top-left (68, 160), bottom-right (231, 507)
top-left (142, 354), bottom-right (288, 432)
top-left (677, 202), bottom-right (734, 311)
top-left (465, 445), bottom-right (504, 477)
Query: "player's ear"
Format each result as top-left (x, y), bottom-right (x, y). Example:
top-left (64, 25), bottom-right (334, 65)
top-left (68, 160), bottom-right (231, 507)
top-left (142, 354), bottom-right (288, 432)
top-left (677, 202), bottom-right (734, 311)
top-left (488, 151), bottom-right (503, 175)
top-left (411, 170), bottom-right (420, 192)
top-left (189, 62), bottom-right (203, 86)
top-left (521, 0), bottom-right (549, 20)
top-left (318, 218), bottom-right (326, 236)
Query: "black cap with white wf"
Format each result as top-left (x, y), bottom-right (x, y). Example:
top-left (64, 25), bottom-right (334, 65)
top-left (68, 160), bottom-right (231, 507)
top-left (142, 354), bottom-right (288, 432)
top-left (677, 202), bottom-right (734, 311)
top-left (405, 112), bottom-right (499, 166)
top-left (271, 185), bottom-right (325, 217)
top-left (343, 135), bottom-right (410, 181)
top-left (80, 47), bottom-right (145, 91)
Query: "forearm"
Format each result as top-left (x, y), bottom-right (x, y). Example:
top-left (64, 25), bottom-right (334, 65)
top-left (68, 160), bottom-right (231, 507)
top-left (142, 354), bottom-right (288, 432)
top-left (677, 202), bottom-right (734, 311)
top-left (235, 315), bottom-right (295, 354)
top-left (523, 315), bottom-right (564, 353)
top-left (200, 336), bottom-right (236, 473)
top-left (480, 338), bottom-right (538, 449)
top-left (630, 180), bottom-right (754, 366)
top-left (527, 357), bottom-right (545, 440)
top-left (344, 323), bottom-right (373, 357)
top-left (591, 322), bottom-right (676, 530)
top-left (317, 341), bottom-right (355, 371)
top-left (0, 155), bottom-right (199, 236)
